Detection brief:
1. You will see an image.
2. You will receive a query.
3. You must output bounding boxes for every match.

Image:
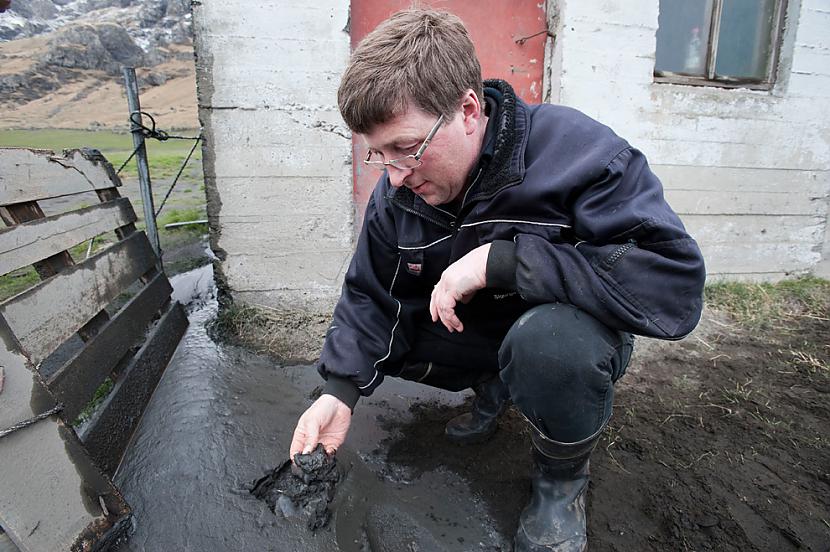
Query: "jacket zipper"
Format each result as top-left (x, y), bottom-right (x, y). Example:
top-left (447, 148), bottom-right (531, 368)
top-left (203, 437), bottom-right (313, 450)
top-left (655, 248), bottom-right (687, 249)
top-left (604, 240), bottom-right (637, 268)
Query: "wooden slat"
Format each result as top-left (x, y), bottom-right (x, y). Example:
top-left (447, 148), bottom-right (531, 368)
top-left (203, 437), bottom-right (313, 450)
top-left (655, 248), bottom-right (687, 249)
top-left (0, 200), bottom-right (114, 343)
top-left (0, 202), bottom-right (76, 280)
top-left (0, 232), bottom-right (157, 365)
top-left (0, 198), bottom-right (137, 276)
top-left (48, 273), bottom-right (173, 421)
top-left (81, 301), bottom-right (188, 475)
top-left (0, 333), bottom-right (130, 552)
top-left (0, 148), bottom-right (120, 206)
top-left (97, 187), bottom-right (137, 240)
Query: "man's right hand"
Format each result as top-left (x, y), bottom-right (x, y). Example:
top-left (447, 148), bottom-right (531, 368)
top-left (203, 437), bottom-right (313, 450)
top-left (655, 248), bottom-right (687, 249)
top-left (289, 394), bottom-right (352, 458)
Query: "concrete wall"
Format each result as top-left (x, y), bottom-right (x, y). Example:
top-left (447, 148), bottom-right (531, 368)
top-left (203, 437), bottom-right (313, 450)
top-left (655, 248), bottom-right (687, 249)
top-left (193, 0), bottom-right (830, 315)
top-left (546, 0), bottom-right (830, 280)
top-left (192, 1), bottom-right (353, 311)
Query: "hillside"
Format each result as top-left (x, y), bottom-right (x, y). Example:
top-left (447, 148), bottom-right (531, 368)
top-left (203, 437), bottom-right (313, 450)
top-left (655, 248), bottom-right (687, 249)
top-left (0, 0), bottom-right (198, 130)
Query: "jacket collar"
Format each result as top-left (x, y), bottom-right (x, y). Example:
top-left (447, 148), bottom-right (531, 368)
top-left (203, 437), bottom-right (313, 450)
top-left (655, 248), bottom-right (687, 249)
top-left (387, 79), bottom-right (527, 225)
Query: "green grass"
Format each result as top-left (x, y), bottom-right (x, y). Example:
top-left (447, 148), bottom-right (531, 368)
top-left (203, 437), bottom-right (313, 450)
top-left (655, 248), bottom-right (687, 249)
top-left (73, 378), bottom-right (114, 427)
top-left (0, 129), bottom-right (202, 178)
top-left (157, 207), bottom-right (207, 238)
top-left (705, 277), bottom-right (830, 327)
top-left (0, 267), bottom-right (40, 302)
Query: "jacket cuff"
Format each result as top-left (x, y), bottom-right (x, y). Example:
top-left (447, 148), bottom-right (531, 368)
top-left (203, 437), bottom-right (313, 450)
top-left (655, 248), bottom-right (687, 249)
top-left (486, 240), bottom-right (518, 290)
top-left (322, 376), bottom-right (361, 412)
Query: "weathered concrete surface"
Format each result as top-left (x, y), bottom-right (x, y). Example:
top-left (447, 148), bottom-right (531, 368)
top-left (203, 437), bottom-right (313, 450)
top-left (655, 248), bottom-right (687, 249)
top-left (191, 1), bottom-right (353, 313)
top-left (547, 0), bottom-right (830, 279)
top-left (192, 0), bottom-right (830, 318)
top-left (114, 266), bottom-right (513, 551)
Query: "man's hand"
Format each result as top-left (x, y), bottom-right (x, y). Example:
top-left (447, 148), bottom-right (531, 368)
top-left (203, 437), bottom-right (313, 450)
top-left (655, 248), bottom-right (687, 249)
top-left (290, 394), bottom-right (352, 458)
top-left (430, 243), bottom-right (491, 333)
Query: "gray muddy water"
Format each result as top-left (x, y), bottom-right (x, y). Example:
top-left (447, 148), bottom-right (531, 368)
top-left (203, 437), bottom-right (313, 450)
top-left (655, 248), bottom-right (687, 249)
top-left (114, 266), bottom-right (517, 551)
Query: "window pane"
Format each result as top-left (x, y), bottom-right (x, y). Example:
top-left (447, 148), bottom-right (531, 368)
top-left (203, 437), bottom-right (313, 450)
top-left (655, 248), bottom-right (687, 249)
top-left (715, 0), bottom-right (777, 80)
top-left (655, 0), bottom-right (714, 76)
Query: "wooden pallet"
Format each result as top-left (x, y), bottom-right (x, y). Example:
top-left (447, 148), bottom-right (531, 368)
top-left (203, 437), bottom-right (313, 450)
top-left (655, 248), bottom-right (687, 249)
top-left (0, 148), bottom-right (188, 551)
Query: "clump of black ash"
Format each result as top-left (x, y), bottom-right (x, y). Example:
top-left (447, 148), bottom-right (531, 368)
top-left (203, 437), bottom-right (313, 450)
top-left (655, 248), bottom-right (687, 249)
top-left (250, 444), bottom-right (340, 531)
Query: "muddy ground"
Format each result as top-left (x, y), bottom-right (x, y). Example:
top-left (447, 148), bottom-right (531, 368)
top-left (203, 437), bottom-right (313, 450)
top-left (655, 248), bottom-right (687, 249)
top-left (115, 268), bottom-right (828, 551)
top-left (376, 307), bottom-right (829, 552)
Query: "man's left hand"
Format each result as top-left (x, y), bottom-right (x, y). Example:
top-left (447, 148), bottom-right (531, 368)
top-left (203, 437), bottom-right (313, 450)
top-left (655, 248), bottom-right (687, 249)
top-left (430, 243), bottom-right (491, 333)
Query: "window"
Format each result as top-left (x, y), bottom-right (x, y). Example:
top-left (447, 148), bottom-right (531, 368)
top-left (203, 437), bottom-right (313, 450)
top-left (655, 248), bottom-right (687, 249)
top-left (654, 0), bottom-right (787, 89)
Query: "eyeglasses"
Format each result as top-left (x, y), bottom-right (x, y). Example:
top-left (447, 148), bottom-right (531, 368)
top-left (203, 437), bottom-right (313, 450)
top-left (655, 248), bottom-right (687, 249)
top-left (364, 114), bottom-right (444, 171)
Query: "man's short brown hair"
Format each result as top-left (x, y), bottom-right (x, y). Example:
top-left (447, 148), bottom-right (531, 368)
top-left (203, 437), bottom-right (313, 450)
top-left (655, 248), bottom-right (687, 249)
top-left (338, 8), bottom-right (483, 134)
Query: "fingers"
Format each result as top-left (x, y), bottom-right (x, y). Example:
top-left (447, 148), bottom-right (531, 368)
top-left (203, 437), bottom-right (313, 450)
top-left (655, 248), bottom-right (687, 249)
top-left (290, 395), bottom-right (352, 460)
top-left (430, 285), bottom-right (439, 323)
top-left (289, 413), bottom-right (319, 460)
top-left (430, 282), bottom-right (464, 333)
top-left (289, 426), bottom-right (305, 459)
top-left (301, 423), bottom-right (319, 455)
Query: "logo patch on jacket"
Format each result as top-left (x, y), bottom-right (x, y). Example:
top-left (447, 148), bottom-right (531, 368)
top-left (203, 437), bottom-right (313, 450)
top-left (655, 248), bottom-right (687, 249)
top-left (406, 262), bottom-right (422, 276)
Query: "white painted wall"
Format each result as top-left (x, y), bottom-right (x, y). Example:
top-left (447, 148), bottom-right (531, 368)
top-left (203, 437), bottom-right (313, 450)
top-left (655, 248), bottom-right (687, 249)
top-left (192, 1), bottom-right (353, 310)
top-left (547, 0), bottom-right (830, 280)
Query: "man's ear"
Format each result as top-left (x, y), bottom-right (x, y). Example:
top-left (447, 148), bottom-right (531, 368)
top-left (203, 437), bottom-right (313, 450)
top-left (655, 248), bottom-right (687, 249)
top-left (460, 89), bottom-right (483, 135)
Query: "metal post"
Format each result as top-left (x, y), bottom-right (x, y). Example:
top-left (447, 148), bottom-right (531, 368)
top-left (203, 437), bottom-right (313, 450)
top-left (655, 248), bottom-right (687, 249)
top-left (122, 67), bottom-right (162, 259)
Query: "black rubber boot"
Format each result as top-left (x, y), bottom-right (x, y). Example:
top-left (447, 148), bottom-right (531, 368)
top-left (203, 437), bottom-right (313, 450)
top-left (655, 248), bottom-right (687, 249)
top-left (444, 375), bottom-right (509, 444)
top-left (514, 426), bottom-right (602, 552)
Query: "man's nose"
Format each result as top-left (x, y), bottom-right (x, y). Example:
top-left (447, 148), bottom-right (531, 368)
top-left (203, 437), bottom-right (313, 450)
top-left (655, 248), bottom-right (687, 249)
top-left (386, 165), bottom-right (413, 188)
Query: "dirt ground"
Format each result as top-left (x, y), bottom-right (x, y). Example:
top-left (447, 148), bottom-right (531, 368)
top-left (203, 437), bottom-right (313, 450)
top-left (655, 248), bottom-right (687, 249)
top-left (379, 306), bottom-right (830, 551)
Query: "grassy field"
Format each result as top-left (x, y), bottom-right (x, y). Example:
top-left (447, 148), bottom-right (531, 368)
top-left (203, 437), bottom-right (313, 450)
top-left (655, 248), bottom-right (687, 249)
top-left (0, 128), bottom-right (203, 178)
top-left (0, 129), bottom-right (209, 302)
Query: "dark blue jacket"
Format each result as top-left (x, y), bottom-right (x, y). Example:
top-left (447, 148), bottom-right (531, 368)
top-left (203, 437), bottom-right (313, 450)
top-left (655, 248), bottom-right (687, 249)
top-left (320, 80), bottom-right (706, 408)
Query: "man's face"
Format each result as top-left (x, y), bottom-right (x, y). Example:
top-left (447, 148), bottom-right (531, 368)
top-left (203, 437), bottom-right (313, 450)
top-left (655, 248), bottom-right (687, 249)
top-left (361, 99), bottom-right (482, 206)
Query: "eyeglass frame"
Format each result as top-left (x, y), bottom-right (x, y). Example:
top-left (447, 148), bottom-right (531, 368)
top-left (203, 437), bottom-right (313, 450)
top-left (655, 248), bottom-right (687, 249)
top-left (363, 114), bottom-right (445, 171)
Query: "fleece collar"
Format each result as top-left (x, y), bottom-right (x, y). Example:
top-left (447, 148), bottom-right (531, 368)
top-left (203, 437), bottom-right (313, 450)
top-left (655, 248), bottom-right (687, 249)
top-left (387, 79), bottom-right (526, 227)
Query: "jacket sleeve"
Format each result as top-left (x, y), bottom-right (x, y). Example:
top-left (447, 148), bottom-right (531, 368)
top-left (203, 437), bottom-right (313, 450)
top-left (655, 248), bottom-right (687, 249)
top-left (317, 187), bottom-right (418, 408)
top-left (487, 146), bottom-right (706, 339)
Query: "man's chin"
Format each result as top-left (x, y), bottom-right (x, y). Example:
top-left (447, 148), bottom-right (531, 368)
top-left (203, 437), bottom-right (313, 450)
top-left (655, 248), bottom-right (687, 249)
top-left (418, 193), bottom-right (442, 206)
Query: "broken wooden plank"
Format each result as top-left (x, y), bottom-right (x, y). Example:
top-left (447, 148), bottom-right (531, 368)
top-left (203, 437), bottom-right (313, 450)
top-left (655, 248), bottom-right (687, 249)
top-left (0, 232), bottom-right (157, 366)
top-left (48, 273), bottom-right (173, 422)
top-left (0, 198), bottom-right (137, 276)
top-left (81, 300), bottom-right (188, 475)
top-left (0, 148), bottom-right (120, 206)
top-left (0, 324), bottom-right (130, 552)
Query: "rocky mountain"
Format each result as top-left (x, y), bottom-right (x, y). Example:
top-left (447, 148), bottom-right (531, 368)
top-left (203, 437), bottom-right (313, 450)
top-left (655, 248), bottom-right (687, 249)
top-left (0, 0), bottom-right (191, 46)
top-left (0, 0), bottom-right (197, 129)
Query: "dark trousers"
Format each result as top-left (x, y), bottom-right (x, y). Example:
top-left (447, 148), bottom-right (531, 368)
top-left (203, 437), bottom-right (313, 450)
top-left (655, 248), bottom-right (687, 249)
top-left (390, 303), bottom-right (634, 443)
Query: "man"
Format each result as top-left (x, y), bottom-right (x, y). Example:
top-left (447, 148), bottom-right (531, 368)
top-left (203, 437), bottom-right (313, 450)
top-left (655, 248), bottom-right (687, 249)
top-left (291, 8), bottom-right (705, 551)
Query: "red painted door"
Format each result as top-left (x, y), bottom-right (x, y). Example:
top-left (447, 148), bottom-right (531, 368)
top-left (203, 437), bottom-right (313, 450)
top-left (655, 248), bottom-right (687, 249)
top-left (348, 0), bottom-right (548, 220)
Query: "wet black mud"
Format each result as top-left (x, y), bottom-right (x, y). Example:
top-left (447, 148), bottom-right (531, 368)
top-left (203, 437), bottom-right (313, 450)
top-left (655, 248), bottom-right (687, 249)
top-left (251, 445), bottom-right (340, 531)
top-left (114, 266), bottom-right (508, 551)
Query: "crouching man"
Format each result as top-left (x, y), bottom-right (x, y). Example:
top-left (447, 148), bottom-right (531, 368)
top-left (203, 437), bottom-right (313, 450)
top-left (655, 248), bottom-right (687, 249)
top-left (290, 8), bottom-right (705, 551)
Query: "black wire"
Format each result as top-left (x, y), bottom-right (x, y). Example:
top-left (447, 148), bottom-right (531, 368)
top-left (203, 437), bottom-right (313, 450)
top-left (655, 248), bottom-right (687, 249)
top-left (116, 144), bottom-right (141, 175)
top-left (129, 111), bottom-right (200, 141)
top-left (155, 134), bottom-right (203, 218)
